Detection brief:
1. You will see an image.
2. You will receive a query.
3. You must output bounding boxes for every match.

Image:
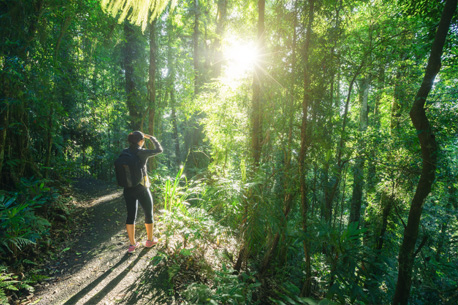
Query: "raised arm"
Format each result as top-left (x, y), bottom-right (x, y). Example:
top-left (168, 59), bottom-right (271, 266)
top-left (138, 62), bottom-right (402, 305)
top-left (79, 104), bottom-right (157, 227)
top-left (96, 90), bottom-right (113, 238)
top-left (145, 135), bottom-right (163, 154)
top-left (136, 134), bottom-right (163, 160)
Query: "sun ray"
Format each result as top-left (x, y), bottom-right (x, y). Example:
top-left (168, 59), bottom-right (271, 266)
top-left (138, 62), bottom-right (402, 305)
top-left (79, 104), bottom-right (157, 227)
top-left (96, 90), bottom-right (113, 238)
top-left (223, 39), bottom-right (259, 81)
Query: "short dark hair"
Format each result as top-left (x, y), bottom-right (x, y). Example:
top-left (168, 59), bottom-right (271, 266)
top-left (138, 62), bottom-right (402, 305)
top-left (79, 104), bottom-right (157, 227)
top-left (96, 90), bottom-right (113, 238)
top-left (128, 131), bottom-right (144, 145)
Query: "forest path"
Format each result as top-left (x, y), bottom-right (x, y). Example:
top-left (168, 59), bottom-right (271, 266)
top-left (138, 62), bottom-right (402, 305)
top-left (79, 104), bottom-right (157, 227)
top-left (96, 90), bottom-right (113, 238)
top-left (29, 179), bottom-right (175, 305)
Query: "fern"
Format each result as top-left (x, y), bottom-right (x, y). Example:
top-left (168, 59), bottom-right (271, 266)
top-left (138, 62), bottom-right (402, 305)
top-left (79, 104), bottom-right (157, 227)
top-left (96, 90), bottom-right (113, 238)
top-left (0, 190), bottom-right (51, 255)
top-left (3, 237), bottom-right (36, 253)
top-left (0, 265), bottom-right (33, 305)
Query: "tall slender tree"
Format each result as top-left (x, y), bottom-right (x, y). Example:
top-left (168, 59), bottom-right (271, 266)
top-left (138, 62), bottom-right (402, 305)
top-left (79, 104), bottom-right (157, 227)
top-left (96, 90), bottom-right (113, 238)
top-left (123, 21), bottom-right (145, 130)
top-left (392, 0), bottom-right (457, 303)
top-left (167, 15), bottom-right (182, 167)
top-left (213, 0), bottom-right (228, 78)
top-left (193, 0), bottom-right (201, 93)
top-left (251, 0), bottom-right (265, 167)
top-left (299, 0), bottom-right (315, 296)
top-left (148, 19), bottom-right (157, 135)
top-left (349, 76), bottom-right (370, 227)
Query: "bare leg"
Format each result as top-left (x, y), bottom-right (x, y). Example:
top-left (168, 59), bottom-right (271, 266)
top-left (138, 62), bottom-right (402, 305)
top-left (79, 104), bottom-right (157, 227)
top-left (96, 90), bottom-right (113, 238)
top-left (145, 223), bottom-right (153, 241)
top-left (126, 224), bottom-right (136, 245)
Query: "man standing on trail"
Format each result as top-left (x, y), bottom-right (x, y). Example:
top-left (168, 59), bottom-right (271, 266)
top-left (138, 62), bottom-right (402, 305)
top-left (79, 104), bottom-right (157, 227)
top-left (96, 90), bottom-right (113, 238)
top-left (122, 131), bottom-right (163, 253)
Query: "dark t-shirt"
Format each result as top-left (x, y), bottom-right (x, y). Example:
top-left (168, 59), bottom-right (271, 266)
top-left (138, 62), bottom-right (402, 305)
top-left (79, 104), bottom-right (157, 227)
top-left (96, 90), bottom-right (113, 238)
top-left (127, 137), bottom-right (163, 178)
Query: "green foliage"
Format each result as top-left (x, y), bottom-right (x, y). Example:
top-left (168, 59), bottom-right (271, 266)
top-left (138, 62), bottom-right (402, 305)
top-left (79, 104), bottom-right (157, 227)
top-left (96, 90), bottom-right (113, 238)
top-left (2, 0), bottom-right (458, 303)
top-left (198, 175), bottom-right (245, 229)
top-left (270, 281), bottom-right (334, 305)
top-left (0, 265), bottom-right (33, 305)
top-left (0, 177), bottom-right (70, 260)
top-left (183, 266), bottom-right (261, 305)
top-left (101, 0), bottom-right (173, 31)
top-left (161, 203), bottom-right (228, 254)
top-left (156, 167), bottom-right (262, 303)
top-left (162, 165), bottom-right (188, 213)
top-left (324, 224), bottom-right (371, 303)
top-left (0, 190), bottom-right (51, 255)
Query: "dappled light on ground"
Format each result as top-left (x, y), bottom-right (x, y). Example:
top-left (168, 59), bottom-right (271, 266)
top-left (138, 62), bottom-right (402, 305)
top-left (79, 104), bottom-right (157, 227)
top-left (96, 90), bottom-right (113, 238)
top-left (84, 192), bottom-right (124, 208)
top-left (30, 188), bottom-right (172, 305)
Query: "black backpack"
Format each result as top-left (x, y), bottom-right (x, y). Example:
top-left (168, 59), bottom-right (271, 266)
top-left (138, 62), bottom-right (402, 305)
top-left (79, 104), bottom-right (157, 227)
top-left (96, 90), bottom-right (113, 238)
top-left (114, 149), bottom-right (143, 188)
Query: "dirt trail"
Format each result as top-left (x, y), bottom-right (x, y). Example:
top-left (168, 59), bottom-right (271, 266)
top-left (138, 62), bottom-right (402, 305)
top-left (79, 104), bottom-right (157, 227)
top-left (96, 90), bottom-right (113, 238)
top-left (29, 179), bottom-right (175, 305)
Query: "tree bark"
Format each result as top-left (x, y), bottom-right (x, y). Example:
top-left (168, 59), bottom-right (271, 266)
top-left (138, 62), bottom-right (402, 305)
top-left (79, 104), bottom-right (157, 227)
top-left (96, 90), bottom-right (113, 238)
top-left (124, 22), bottom-right (143, 130)
top-left (54, 16), bottom-right (73, 60)
top-left (44, 107), bottom-right (54, 178)
top-left (392, 0), bottom-right (457, 304)
top-left (349, 77), bottom-right (369, 226)
top-left (0, 99), bottom-right (9, 179)
top-left (259, 0), bottom-right (299, 274)
top-left (213, 0), bottom-right (228, 78)
top-left (251, 0), bottom-right (265, 166)
top-left (436, 183), bottom-right (457, 260)
top-left (325, 62), bottom-right (363, 224)
top-left (235, 0), bottom-right (267, 273)
top-left (171, 93), bottom-right (181, 167)
top-left (166, 17), bottom-right (181, 167)
top-left (193, 0), bottom-right (201, 94)
top-left (0, 0), bottom-right (44, 186)
top-left (299, 0), bottom-right (314, 297)
top-left (148, 20), bottom-right (157, 135)
top-left (376, 190), bottom-right (394, 252)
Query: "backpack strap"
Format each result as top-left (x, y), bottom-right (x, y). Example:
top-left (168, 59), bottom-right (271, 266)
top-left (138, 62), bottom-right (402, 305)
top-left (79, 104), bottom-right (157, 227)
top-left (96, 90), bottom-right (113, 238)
top-left (126, 147), bottom-right (146, 178)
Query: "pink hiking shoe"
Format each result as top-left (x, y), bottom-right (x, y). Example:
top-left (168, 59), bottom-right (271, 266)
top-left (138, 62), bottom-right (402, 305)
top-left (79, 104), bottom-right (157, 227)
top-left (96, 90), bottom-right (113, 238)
top-left (145, 237), bottom-right (158, 248)
top-left (128, 242), bottom-right (140, 253)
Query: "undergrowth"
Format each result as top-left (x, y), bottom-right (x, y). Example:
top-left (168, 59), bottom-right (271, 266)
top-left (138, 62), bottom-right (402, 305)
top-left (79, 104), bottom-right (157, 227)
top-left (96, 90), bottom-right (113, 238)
top-left (151, 168), bottom-right (329, 305)
top-left (0, 178), bottom-right (73, 304)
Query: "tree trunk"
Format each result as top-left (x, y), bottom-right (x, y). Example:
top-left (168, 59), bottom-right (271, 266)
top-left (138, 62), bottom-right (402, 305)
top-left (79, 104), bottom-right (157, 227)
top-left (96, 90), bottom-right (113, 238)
top-left (376, 190), bottom-right (394, 252)
top-left (450, 184), bottom-right (458, 222)
top-left (0, 0), bottom-right (43, 187)
top-left (259, 0), bottom-right (300, 274)
top-left (171, 94), bottom-right (181, 167)
top-left (435, 222), bottom-right (447, 262)
top-left (166, 17), bottom-right (181, 167)
top-left (146, 20), bottom-right (158, 171)
top-left (325, 62), bottom-right (362, 224)
top-left (148, 20), bottom-right (157, 136)
top-left (193, 0), bottom-right (201, 94)
top-left (44, 107), bottom-right (54, 178)
top-left (123, 22), bottom-right (143, 130)
top-left (299, 0), bottom-right (314, 297)
top-left (391, 55), bottom-right (409, 134)
top-left (367, 63), bottom-right (384, 191)
top-left (251, 0), bottom-right (265, 166)
top-left (349, 77), bottom-right (369, 226)
top-left (0, 97), bottom-right (9, 178)
top-left (392, 1), bottom-right (457, 304)
top-left (54, 16), bottom-right (72, 59)
top-left (213, 0), bottom-right (228, 78)
top-left (436, 183), bottom-right (457, 260)
top-left (235, 0), bottom-right (267, 273)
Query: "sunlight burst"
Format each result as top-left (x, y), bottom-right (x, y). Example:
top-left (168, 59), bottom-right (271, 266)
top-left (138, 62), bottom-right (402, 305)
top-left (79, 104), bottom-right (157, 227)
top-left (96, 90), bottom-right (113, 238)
top-left (223, 40), bottom-right (259, 81)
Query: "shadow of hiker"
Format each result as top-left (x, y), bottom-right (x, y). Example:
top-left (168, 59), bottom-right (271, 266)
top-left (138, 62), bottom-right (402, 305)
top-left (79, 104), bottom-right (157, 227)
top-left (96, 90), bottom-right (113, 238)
top-left (122, 251), bottom-right (174, 304)
top-left (50, 191), bottom-right (126, 279)
top-left (63, 248), bottom-right (150, 305)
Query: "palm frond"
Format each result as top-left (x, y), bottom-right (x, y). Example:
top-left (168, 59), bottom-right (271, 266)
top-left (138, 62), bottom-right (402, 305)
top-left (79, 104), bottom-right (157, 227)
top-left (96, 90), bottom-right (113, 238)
top-left (101, 0), bottom-right (177, 31)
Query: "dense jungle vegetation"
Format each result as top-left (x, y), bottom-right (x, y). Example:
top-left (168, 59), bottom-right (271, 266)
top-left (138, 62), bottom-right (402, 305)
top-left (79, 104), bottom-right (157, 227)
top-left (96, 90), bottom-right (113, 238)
top-left (1, 0), bottom-right (458, 304)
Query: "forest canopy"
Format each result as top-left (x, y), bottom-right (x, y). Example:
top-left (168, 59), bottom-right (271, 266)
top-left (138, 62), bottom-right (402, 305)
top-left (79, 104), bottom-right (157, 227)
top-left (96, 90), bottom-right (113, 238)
top-left (1, 0), bottom-right (457, 304)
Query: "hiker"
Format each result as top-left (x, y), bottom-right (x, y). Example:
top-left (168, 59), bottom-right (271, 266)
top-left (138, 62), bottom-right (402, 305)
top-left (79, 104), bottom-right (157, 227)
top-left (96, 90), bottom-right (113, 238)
top-left (122, 131), bottom-right (163, 253)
